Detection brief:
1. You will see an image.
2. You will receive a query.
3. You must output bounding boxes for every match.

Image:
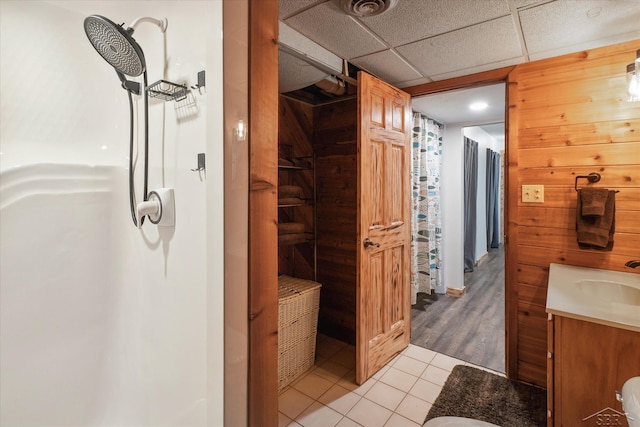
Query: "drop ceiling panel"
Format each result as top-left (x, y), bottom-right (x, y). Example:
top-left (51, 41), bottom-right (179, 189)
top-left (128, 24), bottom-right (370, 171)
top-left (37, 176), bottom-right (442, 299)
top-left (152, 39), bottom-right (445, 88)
top-left (520, 1), bottom-right (640, 57)
top-left (279, 0), bottom-right (327, 19)
top-left (279, 22), bottom-right (342, 73)
top-left (431, 56), bottom-right (524, 81)
top-left (396, 16), bottom-right (523, 78)
top-left (394, 77), bottom-right (432, 89)
top-left (284, 1), bottom-right (387, 59)
top-left (350, 50), bottom-right (422, 85)
top-left (362, 0), bottom-right (511, 47)
top-left (513, 0), bottom-right (551, 9)
top-left (412, 83), bottom-right (506, 125)
top-left (278, 51), bottom-right (330, 93)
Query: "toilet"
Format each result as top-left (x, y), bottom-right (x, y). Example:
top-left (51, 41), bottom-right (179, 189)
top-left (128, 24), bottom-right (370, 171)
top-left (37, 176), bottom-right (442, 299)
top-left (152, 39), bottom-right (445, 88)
top-left (423, 417), bottom-right (499, 426)
top-left (619, 376), bottom-right (640, 427)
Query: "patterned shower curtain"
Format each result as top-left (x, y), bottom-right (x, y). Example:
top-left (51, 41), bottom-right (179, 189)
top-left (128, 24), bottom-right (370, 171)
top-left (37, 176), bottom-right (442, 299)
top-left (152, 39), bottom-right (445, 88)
top-left (411, 113), bottom-right (444, 303)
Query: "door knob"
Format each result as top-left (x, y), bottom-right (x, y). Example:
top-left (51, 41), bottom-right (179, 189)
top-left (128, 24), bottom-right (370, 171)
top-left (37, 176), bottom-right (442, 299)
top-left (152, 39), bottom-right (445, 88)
top-left (363, 237), bottom-right (380, 248)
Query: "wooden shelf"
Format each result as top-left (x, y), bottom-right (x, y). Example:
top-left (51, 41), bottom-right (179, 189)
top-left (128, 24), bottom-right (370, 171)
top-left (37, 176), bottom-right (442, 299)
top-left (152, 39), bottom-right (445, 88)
top-left (278, 165), bottom-right (312, 170)
top-left (278, 202), bottom-right (311, 208)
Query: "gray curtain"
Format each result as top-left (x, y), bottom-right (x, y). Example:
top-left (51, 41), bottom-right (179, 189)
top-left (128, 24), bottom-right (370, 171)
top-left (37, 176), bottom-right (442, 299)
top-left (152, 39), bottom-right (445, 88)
top-left (486, 149), bottom-right (501, 250)
top-left (464, 137), bottom-right (478, 273)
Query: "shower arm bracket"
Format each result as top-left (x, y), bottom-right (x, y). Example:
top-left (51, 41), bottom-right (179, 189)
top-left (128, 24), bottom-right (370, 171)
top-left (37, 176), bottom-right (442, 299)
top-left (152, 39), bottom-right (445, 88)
top-left (129, 17), bottom-right (167, 33)
top-left (116, 71), bottom-right (141, 95)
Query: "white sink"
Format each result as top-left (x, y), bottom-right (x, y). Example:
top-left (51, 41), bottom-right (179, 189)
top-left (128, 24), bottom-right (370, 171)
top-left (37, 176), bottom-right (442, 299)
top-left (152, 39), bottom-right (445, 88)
top-left (546, 263), bottom-right (640, 332)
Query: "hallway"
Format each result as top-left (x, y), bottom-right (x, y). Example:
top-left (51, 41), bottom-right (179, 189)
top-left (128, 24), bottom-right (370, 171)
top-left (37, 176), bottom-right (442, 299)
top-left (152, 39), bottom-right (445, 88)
top-left (410, 246), bottom-right (505, 373)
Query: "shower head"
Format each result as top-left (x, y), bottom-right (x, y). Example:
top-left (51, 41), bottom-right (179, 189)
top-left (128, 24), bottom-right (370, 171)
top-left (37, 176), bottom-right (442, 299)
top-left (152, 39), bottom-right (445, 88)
top-left (84, 15), bottom-right (146, 77)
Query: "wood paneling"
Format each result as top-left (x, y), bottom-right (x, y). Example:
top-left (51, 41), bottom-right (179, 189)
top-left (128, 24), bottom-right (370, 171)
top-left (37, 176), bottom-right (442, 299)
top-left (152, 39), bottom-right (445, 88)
top-left (517, 119), bottom-right (640, 149)
top-left (509, 39), bottom-right (640, 387)
top-left (552, 316), bottom-right (640, 426)
top-left (248, 0), bottom-right (279, 425)
top-left (406, 39), bottom-right (640, 389)
top-left (278, 97), bottom-right (315, 280)
top-left (314, 99), bottom-right (358, 344)
top-left (250, 7), bottom-right (639, 420)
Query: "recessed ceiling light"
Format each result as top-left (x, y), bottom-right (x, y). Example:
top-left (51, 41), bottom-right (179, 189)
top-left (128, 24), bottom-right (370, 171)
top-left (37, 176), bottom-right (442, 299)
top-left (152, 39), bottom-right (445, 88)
top-left (469, 101), bottom-right (488, 111)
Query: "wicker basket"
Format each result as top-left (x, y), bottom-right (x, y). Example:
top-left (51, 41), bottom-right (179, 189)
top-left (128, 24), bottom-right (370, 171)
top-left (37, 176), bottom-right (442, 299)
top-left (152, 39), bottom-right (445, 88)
top-left (278, 275), bottom-right (321, 391)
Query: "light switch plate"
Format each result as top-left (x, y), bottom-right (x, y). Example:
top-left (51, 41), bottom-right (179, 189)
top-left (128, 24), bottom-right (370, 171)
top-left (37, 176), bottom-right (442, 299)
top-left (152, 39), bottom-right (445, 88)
top-left (522, 185), bottom-right (544, 203)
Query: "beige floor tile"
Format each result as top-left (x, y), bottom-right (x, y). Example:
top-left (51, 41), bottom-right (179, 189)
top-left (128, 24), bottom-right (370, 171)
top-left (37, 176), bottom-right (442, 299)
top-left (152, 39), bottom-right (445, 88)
top-left (385, 412), bottom-right (422, 427)
top-left (378, 366), bottom-right (419, 393)
top-left (279, 340), bottom-right (472, 427)
top-left (336, 369), bottom-right (360, 392)
top-left (346, 398), bottom-right (393, 427)
top-left (278, 412), bottom-right (294, 427)
top-left (420, 364), bottom-right (451, 386)
top-left (279, 387), bottom-right (315, 420)
top-left (314, 359), bottom-right (352, 383)
top-left (293, 371), bottom-right (335, 400)
top-left (318, 384), bottom-right (362, 415)
top-left (395, 394), bottom-right (432, 425)
top-left (404, 345), bottom-right (437, 364)
top-left (295, 401), bottom-right (343, 427)
top-left (408, 378), bottom-right (442, 404)
top-left (336, 417), bottom-right (363, 427)
top-left (332, 345), bottom-right (356, 368)
top-left (465, 362), bottom-right (506, 377)
top-left (430, 353), bottom-right (464, 372)
top-left (372, 364), bottom-right (391, 380)
top-left (316, 336), bottom-right (348, 360)
top-left (393, 355), bottom-right (428, 377)
top-left (348, 375), bottom-right (378, 396)
top-left (364, 381), bottom-right (407, 411)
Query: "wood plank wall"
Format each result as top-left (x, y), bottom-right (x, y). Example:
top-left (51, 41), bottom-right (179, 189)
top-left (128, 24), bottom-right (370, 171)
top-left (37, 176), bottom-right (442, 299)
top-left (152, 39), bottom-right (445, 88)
top-left (278, 97), bottom-right (315, 280)
top-left (314, 98), bottom-right (359, 344)
top-left (277, 95), bottom-right (359, 343)
top-left (509, 40), bottom-right (640, 386)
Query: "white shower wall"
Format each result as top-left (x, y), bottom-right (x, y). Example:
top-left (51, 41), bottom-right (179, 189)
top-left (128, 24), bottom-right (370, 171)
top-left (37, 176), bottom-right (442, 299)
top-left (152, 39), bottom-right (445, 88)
top-left (0, 1), bottom-right (223, 425)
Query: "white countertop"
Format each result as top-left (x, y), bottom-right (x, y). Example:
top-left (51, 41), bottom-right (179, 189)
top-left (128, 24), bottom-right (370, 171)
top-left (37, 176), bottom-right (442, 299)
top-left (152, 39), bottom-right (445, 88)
top-left (546, 263), bottom-right (640, 333)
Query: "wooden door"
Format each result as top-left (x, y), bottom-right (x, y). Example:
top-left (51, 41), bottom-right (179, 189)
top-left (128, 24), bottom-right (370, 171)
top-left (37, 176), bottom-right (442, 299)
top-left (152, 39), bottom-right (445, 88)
top-left (356, 72), bottom-right (412, 384)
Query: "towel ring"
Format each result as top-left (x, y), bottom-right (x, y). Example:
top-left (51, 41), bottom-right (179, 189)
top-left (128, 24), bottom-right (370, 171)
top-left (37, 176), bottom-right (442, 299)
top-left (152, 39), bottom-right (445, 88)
top-left (575, 172), bottom-right (601, 191)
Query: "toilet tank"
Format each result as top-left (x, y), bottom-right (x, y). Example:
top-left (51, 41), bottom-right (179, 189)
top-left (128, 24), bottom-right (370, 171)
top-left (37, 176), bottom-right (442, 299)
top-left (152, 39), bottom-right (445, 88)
top-left (620, 377), bottom-right (640, 427)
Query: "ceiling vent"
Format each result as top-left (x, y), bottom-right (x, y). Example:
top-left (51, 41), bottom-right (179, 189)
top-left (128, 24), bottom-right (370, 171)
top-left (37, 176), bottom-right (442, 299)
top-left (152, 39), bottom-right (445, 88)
top-left (338, 0), bottom-right (397, 18)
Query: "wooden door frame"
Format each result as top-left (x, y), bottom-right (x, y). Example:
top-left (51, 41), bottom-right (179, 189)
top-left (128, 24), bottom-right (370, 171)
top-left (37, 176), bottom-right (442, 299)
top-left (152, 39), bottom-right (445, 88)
top-left (403, 66), bottom-right (518, 380)
top-left (247, 1), bottom-right (519, 421)
top-left (248, 0), bottom-right (279, 425)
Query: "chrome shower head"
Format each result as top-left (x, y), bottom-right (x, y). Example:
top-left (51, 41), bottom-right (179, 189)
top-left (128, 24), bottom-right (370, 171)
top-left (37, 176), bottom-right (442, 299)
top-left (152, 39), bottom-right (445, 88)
top-left (84, 15), bottom-right (146, 77)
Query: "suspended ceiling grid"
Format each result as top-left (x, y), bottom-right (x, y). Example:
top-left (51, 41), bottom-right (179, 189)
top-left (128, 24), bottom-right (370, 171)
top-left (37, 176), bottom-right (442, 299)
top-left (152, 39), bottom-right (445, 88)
top-left (279, 0), bottom-right (640, 89)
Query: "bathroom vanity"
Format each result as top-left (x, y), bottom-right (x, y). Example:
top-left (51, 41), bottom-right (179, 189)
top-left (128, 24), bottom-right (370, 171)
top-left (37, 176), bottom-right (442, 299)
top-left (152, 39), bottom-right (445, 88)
top-left (546, 263), bottom-right (640, 427)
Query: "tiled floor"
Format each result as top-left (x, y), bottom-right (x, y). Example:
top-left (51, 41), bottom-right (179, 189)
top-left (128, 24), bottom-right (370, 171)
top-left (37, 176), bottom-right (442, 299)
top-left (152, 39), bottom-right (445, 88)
top-left (278, 334), bottom-right (503, 427)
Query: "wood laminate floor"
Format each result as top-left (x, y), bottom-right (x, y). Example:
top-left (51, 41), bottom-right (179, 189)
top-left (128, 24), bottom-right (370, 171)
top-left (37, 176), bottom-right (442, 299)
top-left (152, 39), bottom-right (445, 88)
top-left (410, 246), bottom-right (505, 373)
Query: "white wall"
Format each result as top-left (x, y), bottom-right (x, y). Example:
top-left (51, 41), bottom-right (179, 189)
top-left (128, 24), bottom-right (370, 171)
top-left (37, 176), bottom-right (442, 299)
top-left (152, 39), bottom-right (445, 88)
top-left (429, 123), bottom-right (503, 291)
top-left (464, 126), bottom-right (502, 263)
top-left (0, 1), bottom-right (223, 425)
top-left (441, 124), bottom-right (465, 290)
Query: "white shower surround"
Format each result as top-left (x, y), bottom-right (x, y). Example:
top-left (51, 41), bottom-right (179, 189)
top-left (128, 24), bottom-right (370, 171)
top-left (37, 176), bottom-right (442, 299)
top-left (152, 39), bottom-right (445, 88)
top-left (0, 1), bottom-right (224, 425)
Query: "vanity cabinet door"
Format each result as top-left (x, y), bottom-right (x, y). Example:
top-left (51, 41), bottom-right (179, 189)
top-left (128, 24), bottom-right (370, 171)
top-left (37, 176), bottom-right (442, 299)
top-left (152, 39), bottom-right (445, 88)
top-left (552, 316), bottom-right (640, 426)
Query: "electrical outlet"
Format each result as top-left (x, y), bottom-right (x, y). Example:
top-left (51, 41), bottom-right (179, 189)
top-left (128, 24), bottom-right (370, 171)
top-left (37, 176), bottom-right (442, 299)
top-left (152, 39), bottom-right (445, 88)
top-left (522, 185), bottom-right (544, 203)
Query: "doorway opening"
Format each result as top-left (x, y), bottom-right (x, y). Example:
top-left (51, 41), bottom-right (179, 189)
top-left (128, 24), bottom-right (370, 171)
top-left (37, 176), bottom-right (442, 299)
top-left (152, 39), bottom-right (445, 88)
top-left (409, 83), bottom-right (506, 374)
